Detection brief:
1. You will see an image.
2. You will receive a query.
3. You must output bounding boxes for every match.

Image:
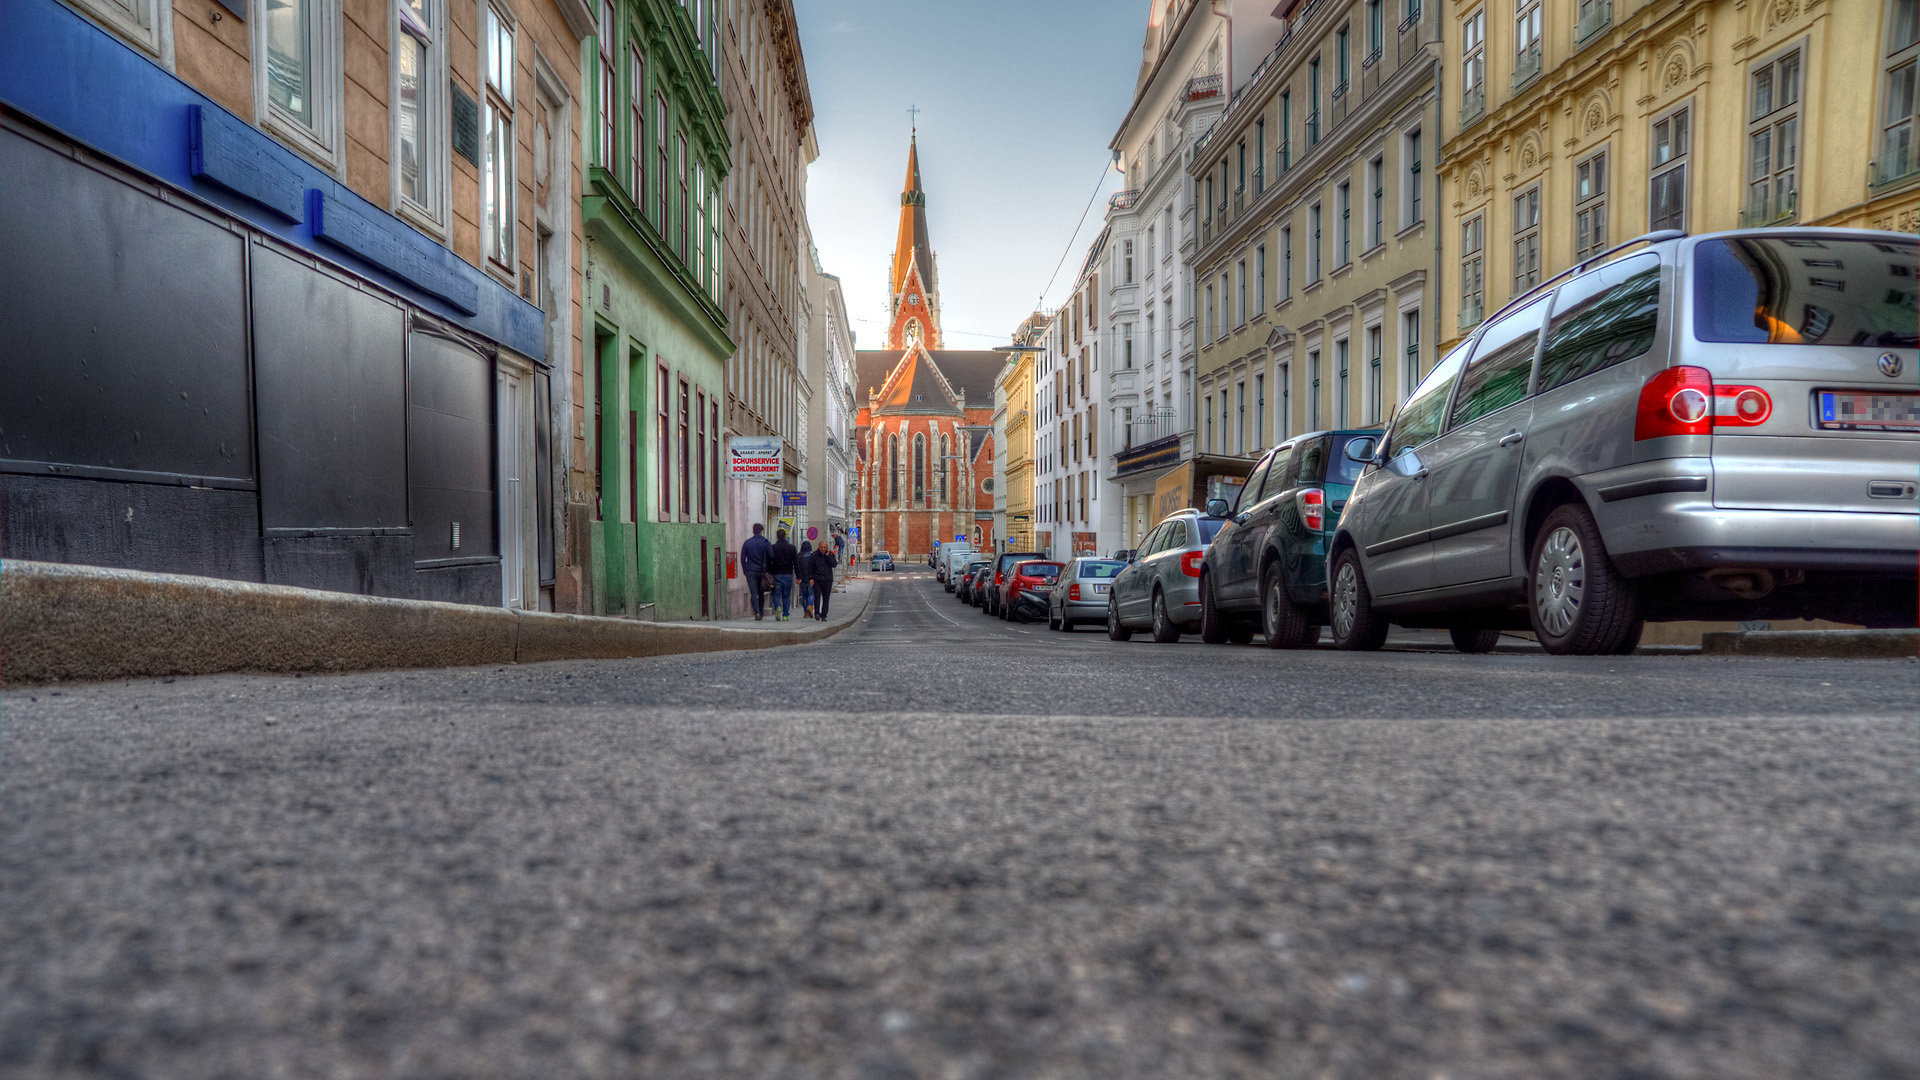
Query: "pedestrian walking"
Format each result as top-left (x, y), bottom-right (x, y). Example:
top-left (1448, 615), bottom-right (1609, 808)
top-left (796, 540), bottom-right (816, 619)
top-left (740, 523), bottom-right (772, 620)
top-left (810, 541), bottom-right (838, 620)
top-left (768, 529), bottom-right (798, 621)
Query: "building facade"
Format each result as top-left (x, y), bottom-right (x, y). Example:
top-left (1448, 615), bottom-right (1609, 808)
top-left (804, 248), bottom-right (857, 551)
top-left (998, 343), bottom-right (1038, 552)
top-left (1191, 0), bottom-right (1438, 456)
top-left (852, 138), bottom-right (1000, 560)
top-left (3, 0), bottom-right (589, 610)
top-left (1104, 0), bottom-right (1233, 551)
top-left (1437, 0), bottom-right (1920, 352)
top-left (583, 0), bottom-right (729, 621)
top-left (718, 0), bottom-right (816, 614)
top-left (1046, 237), bottom-right (1117, 559)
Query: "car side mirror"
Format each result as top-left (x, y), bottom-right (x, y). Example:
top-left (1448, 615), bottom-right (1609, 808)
top-left (1204, 498), bottom-right (1231, 517)
top-left (1344, 436), bottom-right (1383, 466)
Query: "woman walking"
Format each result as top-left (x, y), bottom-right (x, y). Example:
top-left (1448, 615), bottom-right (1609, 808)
top-left (810, 540), bottom-right (837, 620)
top-left (796, 540), bottom-right (817, 619)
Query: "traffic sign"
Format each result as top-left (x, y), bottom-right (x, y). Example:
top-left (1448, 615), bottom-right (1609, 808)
top-left (782, 490), bottom-right (807, 506)
top-left (806, 526), bottom-right (818, 540)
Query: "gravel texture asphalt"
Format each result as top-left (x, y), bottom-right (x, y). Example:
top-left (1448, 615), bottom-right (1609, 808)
top-left (2, 569), bottom-right (1916, 1079)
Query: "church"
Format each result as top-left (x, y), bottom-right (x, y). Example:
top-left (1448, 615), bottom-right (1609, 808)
top-left (854, 137), bottom-right (1005, 560)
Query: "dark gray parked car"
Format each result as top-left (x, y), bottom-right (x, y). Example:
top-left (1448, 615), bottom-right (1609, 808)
top-left (1329, 227), bottom-right (1919, 655)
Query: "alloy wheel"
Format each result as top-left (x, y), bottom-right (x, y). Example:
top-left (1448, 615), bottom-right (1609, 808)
top-left (1534, 526), bottom-right (1586, 637)
top-left (1331, 561), bottom-right (1359, 641)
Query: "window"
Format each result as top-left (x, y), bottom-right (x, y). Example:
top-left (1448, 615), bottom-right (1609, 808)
top-left (677, 131), bottom-right (690, 260)
top-left (481, 5), bottom-right (515, 269)
top-left (1204, 283), bottom-right (1215, 341)
top-left (1462, 9), bottom-right (1486, 109)
top-left (1367, 156), bottom-right (1384, 249)
top-left (1146, 225), bottom-right (1156, 270)
top-left (1255, 119), bottom-right (1266, 192)
top-left (1124, 239), bottom-right (1135, 283)
top-left (913, 434), bottom-right (925, 502)
top-left (710, 400), bottom-right (721, 516)
top-left (1236, 260), bottom-right (1247, 325)
top-left (390, 0), bottom-right (446, 225)
top-left (1281, 226), bottom-right (1293, 298)
top-left (258, 0), bottom-right (342, 165)
top-left (1512, 186), bottom-right (1541, 291)
top-left (1366, 324), bottom-right (1383, 423)
top-left (1236, 382), bottom-right (1246, 453)
top-left (1337, 182), bottom-right (1351, 266)
top-left (1255, 373), bottom-right (1265, 448)
top-left (1692, 236), bottom-right (1916, 348)
top-left (1220, 394), bottom-right (1229, 451)
top-left (1219, 273), bottom-right (1231, 336)
top-left (1123, 322), bottom-right (1134, 368)
top-left (1278, 363), bottom-right (1291, 440)
top-left (628, 46), bottom-right (644, 198)
top-left (1336, 25), bottom-right (1350, 90)
top-left (1389, 343), bottom-right (1468, 452)
top-left (888, 435), bottom-right (898, 504)
top-left (1308, 349), bottom-right (1322, 429)
top-left (72, 0), bottom-right (164, 54)
top-left (1308, 59), bottom-right (1322, 145)
top-left (1237, 140), bottom-right (1247, 191)
top-left (1254, 245), bottom-right (1267, 314)
top-left (1882, 1), bottom-right (1919, 186)
top-left (1280, 90), bottom-right (1293, 170)
top-left (657, 367), bottom-right (670, 517)
top-left (1461, 214), bottom-right (1485, 323)
top-left (1402, 308), bottom-right (1421, 396)
top-left (655, 94), bottom-right (669, 227)
top-left (1746, 47), bottom-right (1802, 223)
top-left (1650, 106), bottom-right (1690, 231)
top-left (1143, 311), bottom-right (1154, 363)
top-left (1309, 203), bottom-right (1323, 280)
top-left (695, 389), bottom-right (706, 518)
top-left (1537, 252), bottom-right (1661, 393)
top-left (1335, 338), bottom-right (1350, 425)
top-left (1575, 150), bottom-right (1608, 260)
top-left (1450, 298), bottom-right (1546, 429)
top-left (1367, 0), bottom-right (1383, 57)
top-left (598, 1), bottom-right (615, 167)
top-left (1515, 0), bottom-right (1542, 82)
top-left (1405, 127), bottom-right (1423, 226)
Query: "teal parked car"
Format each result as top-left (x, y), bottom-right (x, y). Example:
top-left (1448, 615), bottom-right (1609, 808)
top-left (1196, 430), bottom-right (1380, 648)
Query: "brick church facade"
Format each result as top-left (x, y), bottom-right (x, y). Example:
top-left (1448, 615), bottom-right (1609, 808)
top-left (854, 137), bottom-right (1003, 560)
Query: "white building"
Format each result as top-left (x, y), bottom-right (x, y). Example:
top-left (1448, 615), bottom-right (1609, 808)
top-left (1102, 0), bottom-right (1285, 548)
top-left (804, 246), bottom-right (857, 550)
top-left (1040, 231), bottom-right (1119, 559)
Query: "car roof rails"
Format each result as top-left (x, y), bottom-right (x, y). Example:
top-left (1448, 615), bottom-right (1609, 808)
top-left (1477, 229), bottom-right (1688, 330)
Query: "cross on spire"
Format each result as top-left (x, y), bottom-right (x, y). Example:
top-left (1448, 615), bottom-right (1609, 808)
top-left (907, 103), bottom-right (920, 134)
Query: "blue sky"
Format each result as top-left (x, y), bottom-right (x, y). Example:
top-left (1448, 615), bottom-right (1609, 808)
top-left (793, 0), bottom-right (1145, 350)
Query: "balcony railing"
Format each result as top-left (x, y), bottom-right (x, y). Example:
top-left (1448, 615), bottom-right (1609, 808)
top-left (1233, 187), bottom-right (1245, 214)
top-left (1739, 185), bottom-right (1798, 227)
top-left (1460, 85), bottom-right (1486, 127)
top-left (1184, 73), bottom-right (1222, 101)
top-left (1362, 48), bottom-right (1383, 96)
top-left (1108, 189), bottom-right (1142, 212)
top-left (1458, 298), bottom-right (1483, 330)
top-left (1574, 0), bottom-right (1611, 46)
top-left (1277, 141), bottom-right (1291, 175)
top-left (1512, 45), bottom-right (1542, 90)
top-left (1332, 81), bottom-right (1350, 126)
top-left (1870, 143), bottom-right (1920, 194)
top-left (1307, 109), bottom-right (1321, 146)
top-left (1253, 165), bottom-right (1265, 195)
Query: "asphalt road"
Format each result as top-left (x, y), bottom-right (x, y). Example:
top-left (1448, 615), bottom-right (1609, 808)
top-left (2, 569), bottom-right (1917, 1079)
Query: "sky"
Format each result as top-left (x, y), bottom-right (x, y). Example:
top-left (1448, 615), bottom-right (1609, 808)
top-left (792, 0), bottom-right (1147, 351)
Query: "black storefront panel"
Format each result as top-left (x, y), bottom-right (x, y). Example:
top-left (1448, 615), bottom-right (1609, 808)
top-left (408, 332), bottom-right (495, 565)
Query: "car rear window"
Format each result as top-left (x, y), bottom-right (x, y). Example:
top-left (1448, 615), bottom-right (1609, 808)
top-left (1693, 236), bottom-right (1918, 347)
top-left (1022, 564), bottom-right (1061, 580)
top-left (1077, 560), bottom-right (1124, 578)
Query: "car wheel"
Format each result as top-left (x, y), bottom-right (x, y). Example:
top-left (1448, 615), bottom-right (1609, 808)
top-left (1107, 595), bottom-right (1133, 641)
top-left (1047, 611), bottom-right (1060, 631)
top-left (1449, 627), bottom-right (1502, 654)
top-left (1614, 619), bottom-right (1646, 655)
top-left (1261, 566), bottom-right (1316, 649)
top-left (1529, 503), bottom-right (1639, 656)
top-left (1150, 588), bottom-right (1182, 643)
top-left (1329, 549), bottom-right (1390, 651)
top-left (1199, 574), bottom-right (1229, 645)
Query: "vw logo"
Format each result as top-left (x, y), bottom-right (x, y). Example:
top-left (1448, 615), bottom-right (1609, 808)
top-left (1880, 352), bottom-right (1905, 378)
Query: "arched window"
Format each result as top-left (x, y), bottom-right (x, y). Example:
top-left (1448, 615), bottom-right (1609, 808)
top-left (913, 433), bottom-right (926, 502)
top-left (888, 434), bottom-right (899, 505)
top-left (938, 433), bottom-right (950, 505)
top-left (905, 317), bottom-right (921, 348)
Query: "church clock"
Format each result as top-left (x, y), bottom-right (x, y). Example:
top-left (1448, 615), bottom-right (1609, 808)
top-left (908, 292), bottom-right (920, 306)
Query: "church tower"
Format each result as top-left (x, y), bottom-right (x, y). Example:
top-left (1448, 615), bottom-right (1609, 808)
top-left (886, 135), bottom-right (941, 350)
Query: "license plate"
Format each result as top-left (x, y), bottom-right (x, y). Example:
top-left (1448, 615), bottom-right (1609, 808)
top-left (1818, 391), bottom-right (1920, 432)
top-left (1093, 584), bottom-right (1109, 594)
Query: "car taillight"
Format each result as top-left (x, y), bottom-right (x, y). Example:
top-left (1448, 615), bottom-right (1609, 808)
top-left (1713, 384), bottom-right (1773, 427)
top-left (1180, 551), bottom-right (1203, 577)
top-left (1069, 583), bottom-right (1082, 600)
top-left (1634, 365), bottom-right (1714, 440)
top-left (1297, 487), bottom-right (1326, 532)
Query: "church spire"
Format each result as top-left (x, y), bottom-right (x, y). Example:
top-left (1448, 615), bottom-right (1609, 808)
top-left (887, 133), bottom-right (940, 350)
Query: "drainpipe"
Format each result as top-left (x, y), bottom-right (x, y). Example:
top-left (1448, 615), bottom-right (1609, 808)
top-left (1430, 43), bottom-right (1443, 371)
top-left (1212, 0), bottom-right (1233, 97)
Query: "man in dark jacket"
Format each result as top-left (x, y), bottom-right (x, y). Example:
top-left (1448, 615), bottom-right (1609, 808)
top-left (740, 523), bottom-right (772, 620)
top-left (767, 529), bottom-right (798, 621)
top-left (809, 542), bottom-right (837, 620)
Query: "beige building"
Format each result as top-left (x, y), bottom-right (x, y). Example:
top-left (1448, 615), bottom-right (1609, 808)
top-left (997, 341), bottom-right (1038, 553)
top-left (1190, 0), bottom-right (1440, 457)
top-left (1438, 0), bottom-right (1920, 351)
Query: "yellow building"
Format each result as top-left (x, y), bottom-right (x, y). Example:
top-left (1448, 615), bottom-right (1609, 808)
top-left (1439, 0), bottom-right (1920, 350)
top-left (997, 343), bottom-right (1039, 552)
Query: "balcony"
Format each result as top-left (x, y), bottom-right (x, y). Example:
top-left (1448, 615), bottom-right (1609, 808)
top-left (1574, 0), bottom-right (1611, 46)
top-left (1108, 189), bottom-right (1142, 212)
top-left (1870, 143), bottom-right (1920, 195)
top-left (1512, 46), bottom-right (1542, 91)
top-left (1362, 48), bottom-right (1382, 97)
top-left (1739, 185), bottom-right (1798, 227)
top-left (1115, 430), bottom-right (1183, 477)
top-left (1184, 73), bottom-right (1222, 102)
top-left (1459, 85), bottom-right (1486, 127)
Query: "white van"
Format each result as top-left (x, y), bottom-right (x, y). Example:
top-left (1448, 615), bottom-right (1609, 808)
top-left (940, 544), bottom-right (977, 590)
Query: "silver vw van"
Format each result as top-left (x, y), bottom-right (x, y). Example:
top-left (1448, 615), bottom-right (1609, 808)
top-left (1330, 228), bottom-right (1918, 655)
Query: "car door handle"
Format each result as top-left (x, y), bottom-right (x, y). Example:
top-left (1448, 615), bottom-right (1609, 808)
top-left (1415, 468), bottom-right (1430, 480)
top-left (1499, 431), bottom-right (1524, 447)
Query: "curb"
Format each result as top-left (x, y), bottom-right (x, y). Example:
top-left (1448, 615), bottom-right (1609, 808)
top-left (1, 560), bottom-right (873, 685)
top-left (1698, 628), bottom-right (1919, 659)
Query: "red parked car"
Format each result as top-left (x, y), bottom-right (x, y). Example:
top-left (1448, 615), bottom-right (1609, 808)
top-left (1001, 561), bottom-right (1064, 622)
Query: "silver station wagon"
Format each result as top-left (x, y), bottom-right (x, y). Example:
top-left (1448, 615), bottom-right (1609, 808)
top-left (1330, 227), bottom-right (1919, 656)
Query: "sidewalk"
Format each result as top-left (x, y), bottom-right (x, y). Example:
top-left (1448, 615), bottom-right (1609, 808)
top-left (705, 576), bottom-right (873, 631)
top-left (1, 560), bottom-right (878, 685)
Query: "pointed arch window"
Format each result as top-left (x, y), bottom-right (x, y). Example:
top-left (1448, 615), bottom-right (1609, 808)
top-left (938, 433), bottom-right (951, 506)
top-left (888, 434), bottom-right (900, 505)
top-left (913, 433), bottom-right (927, 503)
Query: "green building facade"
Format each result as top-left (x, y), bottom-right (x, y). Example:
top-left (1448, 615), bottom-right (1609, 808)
top-left (583, 0), bottom-right (730, 620)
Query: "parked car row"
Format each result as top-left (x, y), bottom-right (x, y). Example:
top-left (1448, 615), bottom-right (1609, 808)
top-left (945, 229), bottom-right (1920, 655)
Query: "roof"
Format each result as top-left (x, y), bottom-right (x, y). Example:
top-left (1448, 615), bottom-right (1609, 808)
top-left (891, 138), bottom-right (935, 297)
top-left (855, 349), bottom-right (1007, 413)
top-left (870, 348), bottom-right (962, 415)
